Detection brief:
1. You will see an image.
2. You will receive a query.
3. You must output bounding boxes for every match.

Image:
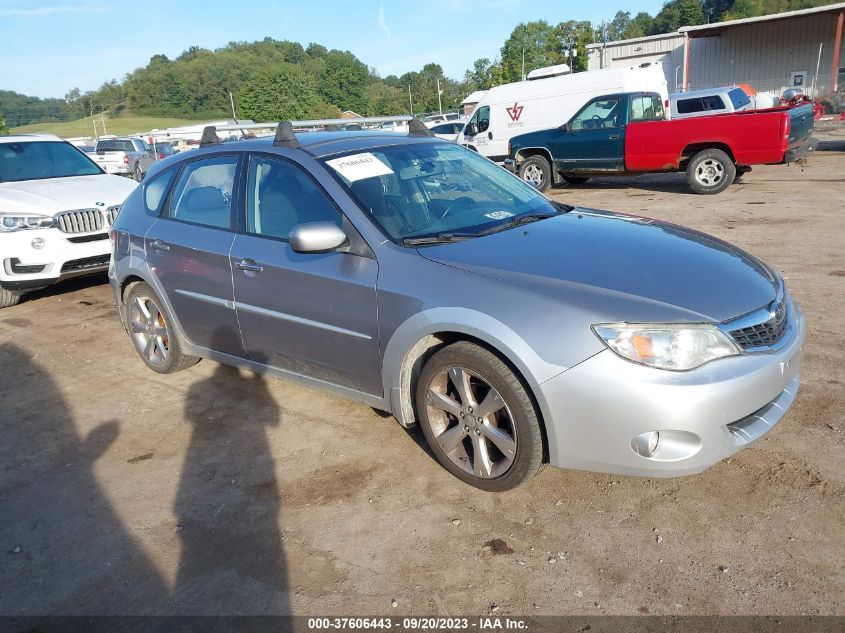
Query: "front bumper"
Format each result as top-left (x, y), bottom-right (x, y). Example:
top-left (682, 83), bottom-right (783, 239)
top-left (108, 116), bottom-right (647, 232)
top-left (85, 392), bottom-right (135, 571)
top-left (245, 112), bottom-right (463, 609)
top-left (0, 228), bottom-right (111, 291)
top-left (535, 304), bottom-right (805, 477)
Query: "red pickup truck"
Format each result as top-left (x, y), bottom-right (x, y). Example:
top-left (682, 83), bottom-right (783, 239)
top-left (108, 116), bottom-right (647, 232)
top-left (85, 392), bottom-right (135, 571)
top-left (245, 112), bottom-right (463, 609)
top-left (506, 92), bottom-right (816, 194)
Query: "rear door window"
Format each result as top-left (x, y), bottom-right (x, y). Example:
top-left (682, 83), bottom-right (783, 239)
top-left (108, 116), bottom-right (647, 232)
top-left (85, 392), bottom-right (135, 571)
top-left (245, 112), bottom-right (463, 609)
top-left (168, 155), bottom-right (238, 230)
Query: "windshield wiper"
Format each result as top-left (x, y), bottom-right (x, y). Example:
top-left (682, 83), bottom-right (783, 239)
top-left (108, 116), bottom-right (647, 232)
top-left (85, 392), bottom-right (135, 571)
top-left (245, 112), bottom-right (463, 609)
top-left (403, 232), bottom-right (480, 246)
top-left (477, 208), bottom-right (570, 236)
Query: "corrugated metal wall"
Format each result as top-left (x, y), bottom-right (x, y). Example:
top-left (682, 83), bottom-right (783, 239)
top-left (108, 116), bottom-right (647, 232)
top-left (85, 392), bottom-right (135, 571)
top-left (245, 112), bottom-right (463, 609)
top-left (587, 34), bottom-right (686, 91)
top-left (688, 12), bottom-right (843, 96)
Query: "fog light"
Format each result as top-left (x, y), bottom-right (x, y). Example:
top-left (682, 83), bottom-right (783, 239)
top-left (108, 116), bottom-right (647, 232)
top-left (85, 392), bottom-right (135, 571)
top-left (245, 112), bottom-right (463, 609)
top-left (31, 237), bottom-right (45, 249)
top-left (631, 430), bottom-right (701, 462)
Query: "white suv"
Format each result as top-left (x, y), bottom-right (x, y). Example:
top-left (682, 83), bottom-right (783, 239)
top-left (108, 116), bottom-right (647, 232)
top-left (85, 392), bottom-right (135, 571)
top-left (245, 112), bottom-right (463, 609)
top-left (0, 134), bottom-right (137, 308)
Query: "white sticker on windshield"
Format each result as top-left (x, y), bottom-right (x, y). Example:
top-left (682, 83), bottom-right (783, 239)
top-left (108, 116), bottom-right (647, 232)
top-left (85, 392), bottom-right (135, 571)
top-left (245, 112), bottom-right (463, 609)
top-left (326, 153), bottom-right (393, 182)
top-left (484, 211), bottom-right (514, 220)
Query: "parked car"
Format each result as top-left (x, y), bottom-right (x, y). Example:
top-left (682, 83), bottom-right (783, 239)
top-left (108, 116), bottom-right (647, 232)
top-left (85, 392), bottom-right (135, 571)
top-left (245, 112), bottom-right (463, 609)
top-left (151, 142), bottom-right (177, 159)
top-left (427, 120), bottom-right (466, 142)
top-left (110, 121), bottom-right (804, 491)
top-left (506, 92), bottom-right (815, 194)
top-left (423, 113), bottom-right (463, 124)
top-left (0, 134), bottom-right (137, 308)
top-left (93, 137), bottom-right (156, 181)
top-left (670, 86), bottom-right (753, 119)
top-left (460, 62), bottom-right (667, 163)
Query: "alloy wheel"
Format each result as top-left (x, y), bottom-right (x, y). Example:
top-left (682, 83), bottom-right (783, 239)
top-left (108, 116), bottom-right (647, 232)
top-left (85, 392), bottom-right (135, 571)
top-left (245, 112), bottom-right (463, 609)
top-left (128, 295), bottom-right (170, 367)
top-left (423, 366), bottom-right (517, 478)
top-left (522, 164), bottom-right (545, 188)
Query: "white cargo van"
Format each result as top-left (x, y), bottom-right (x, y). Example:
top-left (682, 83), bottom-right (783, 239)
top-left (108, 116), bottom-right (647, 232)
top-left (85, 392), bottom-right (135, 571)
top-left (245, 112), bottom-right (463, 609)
top-left (460, 63), bottom-right (668, 163)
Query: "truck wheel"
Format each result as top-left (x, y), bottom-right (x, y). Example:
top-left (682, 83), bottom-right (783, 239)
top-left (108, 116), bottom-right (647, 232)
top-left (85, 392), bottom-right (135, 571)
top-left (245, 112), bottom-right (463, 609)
top-left (125, 282), bottom-right (200, 374)
top-left (561, 175), bottom-right (590, 185)
top-left (416, 341), bottom-right (544, 491)
top-left (686, 149), bottom-right (736, 195)
top-left (518, 155), bottom-right (551, 192)
top-left (132, 163), bottom-right (143, 182)
top-left (0, 288), bottom-right (21, 308)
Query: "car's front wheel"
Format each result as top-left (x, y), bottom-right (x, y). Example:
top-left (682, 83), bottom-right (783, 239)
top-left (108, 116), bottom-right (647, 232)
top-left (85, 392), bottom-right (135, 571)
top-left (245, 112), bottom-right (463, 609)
top-left (416, 341), bottom-right (544, 491)
top-left (125, 282), bottom-right (200, 374)
top-left (518, 155), bottom-right (552, 192)
top-left (132, 163), bottom-right (143, 182)
top-left (0, 288), bottom-right (21, 309)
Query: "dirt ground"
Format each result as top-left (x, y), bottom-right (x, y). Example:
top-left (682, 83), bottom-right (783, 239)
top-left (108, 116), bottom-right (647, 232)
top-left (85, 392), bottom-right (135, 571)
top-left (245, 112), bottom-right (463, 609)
top-left (1, 129), bottom-right (843, 618)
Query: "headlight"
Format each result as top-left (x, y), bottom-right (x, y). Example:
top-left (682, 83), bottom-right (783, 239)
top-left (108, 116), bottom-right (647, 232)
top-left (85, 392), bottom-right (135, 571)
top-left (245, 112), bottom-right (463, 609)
top-left (592, 323), bottom-right (740, 371)
top-left (0, 212), bottom-right (53, 232)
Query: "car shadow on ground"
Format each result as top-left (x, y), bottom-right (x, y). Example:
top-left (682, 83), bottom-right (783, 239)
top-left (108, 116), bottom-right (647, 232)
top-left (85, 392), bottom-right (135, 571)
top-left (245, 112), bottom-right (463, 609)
top-left (17, 272), bottom-right (110, 305)
top-left (551, 175), bottom-right (695, 196)
top-left (0, 341), bottom-right (292, 617)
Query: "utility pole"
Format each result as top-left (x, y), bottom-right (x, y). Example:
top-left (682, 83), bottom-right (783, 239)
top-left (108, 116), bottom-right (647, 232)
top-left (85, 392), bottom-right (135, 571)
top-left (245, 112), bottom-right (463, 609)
top-left (436, 78), bottom-right (443, 115)
top-left (521, 47), bottom-right (526, 81)
top-left (408, 84), bottom-right (413, 115)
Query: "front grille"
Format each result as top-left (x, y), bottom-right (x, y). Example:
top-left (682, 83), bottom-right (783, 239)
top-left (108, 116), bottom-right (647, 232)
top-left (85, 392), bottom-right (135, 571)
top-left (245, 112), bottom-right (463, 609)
top-left (67, 233), bottom-right (109, 243)
top-left (61, 254), bottom-right (110, 273)
top-left (729, 304), bottom-right (788, 350)
top-left (55, 209), bottom-right (104, 234)
top-left (106, 205), bottom-right (121, 225)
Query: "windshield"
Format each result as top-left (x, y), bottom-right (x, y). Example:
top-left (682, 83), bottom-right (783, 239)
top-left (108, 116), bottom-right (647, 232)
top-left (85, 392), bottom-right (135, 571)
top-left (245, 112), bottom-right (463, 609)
top-left (0, 141), bottom-right (103, 183)
top-left (323, 142), bottom-right (561, 243)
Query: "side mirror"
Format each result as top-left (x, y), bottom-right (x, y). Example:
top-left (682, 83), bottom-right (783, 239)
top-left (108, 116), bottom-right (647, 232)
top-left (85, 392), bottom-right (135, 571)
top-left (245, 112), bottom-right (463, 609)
top-left (464, 123), bottom-right (477, 137)
top-left (289, 222), bottom-right (347, 253)
top-left (561, 122), bottom-right (572, 132)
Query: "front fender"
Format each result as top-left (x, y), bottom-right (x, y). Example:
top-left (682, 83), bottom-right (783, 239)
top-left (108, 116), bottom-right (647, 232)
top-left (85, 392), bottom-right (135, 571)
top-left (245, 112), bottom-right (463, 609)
top-left (381, 307), bottom-right (568, 428)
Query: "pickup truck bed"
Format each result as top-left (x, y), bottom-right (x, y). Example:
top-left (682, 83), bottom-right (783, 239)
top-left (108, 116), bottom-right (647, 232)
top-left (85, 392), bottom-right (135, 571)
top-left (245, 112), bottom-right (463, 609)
top-left (625, 103), bottom-right (815, 172)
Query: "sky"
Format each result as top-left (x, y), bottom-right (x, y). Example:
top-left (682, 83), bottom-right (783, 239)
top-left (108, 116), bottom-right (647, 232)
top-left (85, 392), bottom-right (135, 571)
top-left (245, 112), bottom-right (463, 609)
top-left (0, 0), bottom-right (666, 99)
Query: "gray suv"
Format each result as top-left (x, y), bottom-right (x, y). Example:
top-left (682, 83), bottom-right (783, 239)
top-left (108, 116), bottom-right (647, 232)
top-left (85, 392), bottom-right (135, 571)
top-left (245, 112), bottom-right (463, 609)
top-left (109, 120), bottom-right (804, 491)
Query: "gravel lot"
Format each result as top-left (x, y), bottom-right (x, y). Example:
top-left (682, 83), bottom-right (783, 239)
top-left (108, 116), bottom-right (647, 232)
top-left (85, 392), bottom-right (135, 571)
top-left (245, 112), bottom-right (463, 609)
top-left (1, 129), bottom-right (843, 617)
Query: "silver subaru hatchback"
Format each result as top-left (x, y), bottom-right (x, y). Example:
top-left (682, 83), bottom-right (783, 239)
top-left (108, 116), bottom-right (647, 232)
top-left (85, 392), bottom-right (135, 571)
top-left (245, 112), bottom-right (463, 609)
top-left (109, 121), bottom-right (804, 491)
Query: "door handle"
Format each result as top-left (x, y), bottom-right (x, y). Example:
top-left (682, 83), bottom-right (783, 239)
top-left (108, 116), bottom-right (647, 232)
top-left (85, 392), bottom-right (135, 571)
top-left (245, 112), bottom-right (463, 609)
top-left (150, 239), bottom-right (170, 252)
top-left (609, 135), bottom-right (619, 140)
top-left (236, 259), bottom-right (263, 273)
top-left (488, 132), bottom-right (493, 140)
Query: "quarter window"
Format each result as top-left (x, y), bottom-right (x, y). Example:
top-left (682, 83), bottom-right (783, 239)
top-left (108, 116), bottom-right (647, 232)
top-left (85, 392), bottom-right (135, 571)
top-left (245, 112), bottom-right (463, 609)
top-left (246, 155), bottom-right (341, 240)
top-left (169, 155), bottom-right (237, 229)
top-left (143, 166), bottom-right (177, 215)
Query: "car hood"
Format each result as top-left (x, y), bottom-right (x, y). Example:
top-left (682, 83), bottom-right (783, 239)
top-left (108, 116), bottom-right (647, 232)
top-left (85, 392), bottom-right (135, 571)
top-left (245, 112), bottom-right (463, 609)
top-left (419, 209), bottom-right (779, 323)
top-left (0, 174), bottom-right (137, 215)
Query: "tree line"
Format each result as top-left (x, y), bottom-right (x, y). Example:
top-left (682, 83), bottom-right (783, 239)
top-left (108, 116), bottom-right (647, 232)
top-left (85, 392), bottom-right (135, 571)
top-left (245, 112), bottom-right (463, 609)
top-left (0, 0), bottom-right (839, 129)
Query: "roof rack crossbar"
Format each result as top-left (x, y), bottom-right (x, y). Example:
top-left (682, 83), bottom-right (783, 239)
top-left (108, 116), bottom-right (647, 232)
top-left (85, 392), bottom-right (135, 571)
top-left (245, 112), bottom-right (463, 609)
top-left (213, 115), bottom-right (414, 132)
top-left (199, 125), bottom-right (221, 148)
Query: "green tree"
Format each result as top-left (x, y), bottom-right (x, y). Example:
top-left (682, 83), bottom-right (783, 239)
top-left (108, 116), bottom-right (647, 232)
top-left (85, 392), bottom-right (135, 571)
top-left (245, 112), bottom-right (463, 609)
top-left (608, 11), bottom-right (632, 41)
top-left (499, 20), bottom-right (565, 83)
top-left (624, 12), bottom-right (655, 38)
top-left (553, 20), bottom-right (595, 72)
top-left (0, 116), bottom-right (7, 135)
top-left (651, 0), bottom-right (705, 33)
top-left (363, 82), bottom-right (407, 115)
top-left (319, 50), bottom-right (369, 113)
top-left (239, 64), bottom-right (323, 121)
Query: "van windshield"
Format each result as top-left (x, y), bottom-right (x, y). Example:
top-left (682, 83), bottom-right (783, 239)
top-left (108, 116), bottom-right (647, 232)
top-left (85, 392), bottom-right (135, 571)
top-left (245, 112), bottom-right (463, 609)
top-left (323, 142), bottom-right (566, 244)
top-left (0, 141), bottom-right (103, 183)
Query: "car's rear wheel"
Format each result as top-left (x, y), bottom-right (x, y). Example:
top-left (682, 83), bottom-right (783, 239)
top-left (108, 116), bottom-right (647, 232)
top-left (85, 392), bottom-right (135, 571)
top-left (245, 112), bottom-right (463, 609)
top-left (0, 288), bottom-right (21, 309)
top-left (416, 341), bottom-right (544, 491)
top-left (125, 282), bottom-right (199, 374)
top-left (686, 149), bottom-right (735, 195)
top-left (518, 155), bottom-right (551, 192)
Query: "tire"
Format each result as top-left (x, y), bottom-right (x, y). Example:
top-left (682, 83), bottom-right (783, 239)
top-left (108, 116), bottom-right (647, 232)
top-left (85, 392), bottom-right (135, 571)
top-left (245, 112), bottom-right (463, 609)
top-left (518, 155), bottom-right (552, 192)
top-left (132, 163), bottom-right (143, 182)
top-left (124, 282), bottom-right (200, 374)
top-left (415, 341), bottom-right (544, 491)
top-left (686, 149), bottom-right (736, 195)
top-left (0, 287), bottom-right (21, 308)
top-left (561, 175), bottom-right (589, 185)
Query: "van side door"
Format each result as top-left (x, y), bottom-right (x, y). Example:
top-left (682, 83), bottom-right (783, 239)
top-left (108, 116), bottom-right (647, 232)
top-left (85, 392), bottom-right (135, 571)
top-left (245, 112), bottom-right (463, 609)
top-left (551, 96), bottom-right (624, 173)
